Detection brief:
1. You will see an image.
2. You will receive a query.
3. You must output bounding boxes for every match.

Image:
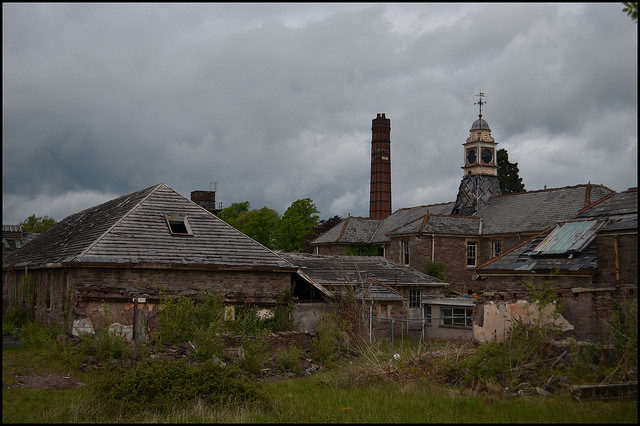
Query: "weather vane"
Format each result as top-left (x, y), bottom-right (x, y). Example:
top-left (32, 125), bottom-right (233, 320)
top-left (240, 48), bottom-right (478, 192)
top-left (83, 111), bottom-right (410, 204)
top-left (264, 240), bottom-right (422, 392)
top-left (474, 91), bottom-right (486, 119)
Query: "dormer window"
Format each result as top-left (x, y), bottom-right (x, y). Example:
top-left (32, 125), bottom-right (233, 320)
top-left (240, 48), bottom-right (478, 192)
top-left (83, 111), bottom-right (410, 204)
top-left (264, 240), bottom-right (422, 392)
top-left (165, 215), bottom-right (193, 235)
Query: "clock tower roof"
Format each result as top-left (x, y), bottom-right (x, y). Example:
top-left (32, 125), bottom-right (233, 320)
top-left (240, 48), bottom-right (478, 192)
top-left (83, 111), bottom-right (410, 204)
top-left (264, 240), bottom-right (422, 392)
top-left (470, 117), bottom-right (490, 131)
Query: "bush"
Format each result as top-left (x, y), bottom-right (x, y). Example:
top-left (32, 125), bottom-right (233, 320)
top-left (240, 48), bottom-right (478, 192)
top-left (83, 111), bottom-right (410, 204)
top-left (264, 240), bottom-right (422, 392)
top-left (96, 357), bottom-right (261, 414)
top-left (157, 293), bottom-right (196, 345)
top-left (240, 338), bottom-right (266, 374)
top-left (313, 311), bottom-right (346, 367)
top-left (19, 320), bottom-right (64, 348)
top-left (3, 306), bottom-right (35, 337)
top-left (275, 345), bottom-right (304, 373)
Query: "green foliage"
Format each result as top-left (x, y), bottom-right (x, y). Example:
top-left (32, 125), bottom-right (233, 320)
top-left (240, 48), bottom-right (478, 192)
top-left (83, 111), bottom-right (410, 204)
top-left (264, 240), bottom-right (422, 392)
top-left (96, 358), bottom-right (261, 414)
top-left (525, 276), bottom-right (566, 313)
top-left (19, 274), bottom-right (36, 316)
top-left (622, 2), bottom-right (638, 21)
top-left (19, 320), bottom-right (64, 348)
top-left (19, 214), bottom-right (57, 233)
top-left (422, 260), bottom-right (449, 281)
top-left (239, 338), bottom-right (267, 373)
top-left (275, 345), bottom-right (304, 373)
top-left (314, 311), bottom-right (347, 367)
top-left (234, 206), bottom-right (281, 248)
top-left (264, 289), bottom-right (295, 332)
top-left (609, 299), bottom-right (638, 380)
top-left (274, 198), bottom-right (320, 252)
top-left (345, 243), bottom-right (383, 256)
top-left (497, 148), bottom-right (525, 194)
top-left (453, 318), bottom-right (561, 387)
top-left (216, 201), bottom-right (251, 228)
top-left (3, 306), bottom-right (35, 336)
top-left (157, 293), bottom-right (196, 345)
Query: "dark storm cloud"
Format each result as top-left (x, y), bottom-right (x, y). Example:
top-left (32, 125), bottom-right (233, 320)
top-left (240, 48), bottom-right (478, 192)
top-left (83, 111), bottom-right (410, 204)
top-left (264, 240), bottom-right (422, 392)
top-left (2, 3), bottom-right (637, 225)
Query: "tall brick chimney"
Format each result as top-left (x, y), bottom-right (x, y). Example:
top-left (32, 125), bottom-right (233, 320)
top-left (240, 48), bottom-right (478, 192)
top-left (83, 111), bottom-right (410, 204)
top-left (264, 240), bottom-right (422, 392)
top-left (369, 113), bottom-right (391, 220)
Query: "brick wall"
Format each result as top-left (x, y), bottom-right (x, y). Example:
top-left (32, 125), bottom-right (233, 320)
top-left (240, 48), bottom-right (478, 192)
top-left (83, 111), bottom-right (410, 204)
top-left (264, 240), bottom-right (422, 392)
top-left (595, 233), bottom-right (637, 286)
top-left (385, 233), bottom-right (532, 294)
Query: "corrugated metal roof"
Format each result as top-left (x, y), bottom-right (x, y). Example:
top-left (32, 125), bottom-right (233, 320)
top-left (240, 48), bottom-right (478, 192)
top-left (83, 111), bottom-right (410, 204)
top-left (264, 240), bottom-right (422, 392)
top-left (531, 220), bottom-right (600, 255)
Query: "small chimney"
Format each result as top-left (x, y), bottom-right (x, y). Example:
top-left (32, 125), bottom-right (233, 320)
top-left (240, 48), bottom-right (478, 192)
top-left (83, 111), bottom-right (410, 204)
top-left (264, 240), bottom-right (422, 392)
top-left (191, 186), bottom-right (218, 214)
top-left (370, 113), bottom-right (391, 220)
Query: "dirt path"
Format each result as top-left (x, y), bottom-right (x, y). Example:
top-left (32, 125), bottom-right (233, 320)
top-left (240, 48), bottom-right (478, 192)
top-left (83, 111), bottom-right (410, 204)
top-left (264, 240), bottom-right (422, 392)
top-left (8, 373), bottom-right (85, 390)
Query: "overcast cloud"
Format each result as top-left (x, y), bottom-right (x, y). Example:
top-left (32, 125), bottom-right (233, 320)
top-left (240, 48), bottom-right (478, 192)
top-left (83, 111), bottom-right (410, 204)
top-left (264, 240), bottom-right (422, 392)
top-left (2, 3), bottom-right (637, 224)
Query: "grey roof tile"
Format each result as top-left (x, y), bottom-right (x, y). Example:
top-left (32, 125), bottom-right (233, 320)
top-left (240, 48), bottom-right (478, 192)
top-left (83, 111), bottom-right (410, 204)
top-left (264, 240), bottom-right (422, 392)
top-left (281, 252), bottom-right (447, 287)
top-left (6, 183), bottom-right (293, 270)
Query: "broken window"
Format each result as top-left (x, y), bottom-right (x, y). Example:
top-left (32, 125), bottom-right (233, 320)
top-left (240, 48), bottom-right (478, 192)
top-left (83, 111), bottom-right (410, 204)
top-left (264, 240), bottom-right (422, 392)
top-left (441, 307), bottom-right (473, 328)
top-left (165, 215), bottom-right (193, 235)
top-left (492, 241), bottom-right (502, 258)
top-left (402, 241), bottom-right (409, 265)
top-left (409, 289), bottom-right (421, 308)
top-left (466, 241), bottom-right (477, 267)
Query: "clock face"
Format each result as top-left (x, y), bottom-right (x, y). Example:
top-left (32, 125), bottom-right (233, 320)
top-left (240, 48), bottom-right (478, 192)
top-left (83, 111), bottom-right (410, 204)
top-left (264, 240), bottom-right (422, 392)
top-left (481, 148), bottom-right (493, 164)
top-left (466, 149), bottom-right (476, 164)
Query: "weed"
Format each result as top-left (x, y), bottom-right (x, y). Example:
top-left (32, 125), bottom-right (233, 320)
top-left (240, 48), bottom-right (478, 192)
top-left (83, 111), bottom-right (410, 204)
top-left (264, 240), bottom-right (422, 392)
top-left (314, 311), bottom-right (347, 367)
top-left (275, 345), bottom-right (304, 373)
top-left (240, 338), bottom-right (266, 374)
top-left (95, 357), bottom-right (262, 415)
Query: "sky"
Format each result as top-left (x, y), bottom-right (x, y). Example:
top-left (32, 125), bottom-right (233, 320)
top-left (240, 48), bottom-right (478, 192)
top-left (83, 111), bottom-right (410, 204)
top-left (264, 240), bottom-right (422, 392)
top-left (2, 3), bottom-right (637, 225)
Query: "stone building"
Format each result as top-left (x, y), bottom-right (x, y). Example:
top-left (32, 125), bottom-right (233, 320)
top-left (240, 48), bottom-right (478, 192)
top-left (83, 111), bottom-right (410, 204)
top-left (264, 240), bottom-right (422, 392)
top-left (2, 183), bottom-right (297, 341)
top-left (310, 98), bottom-right (636, 341)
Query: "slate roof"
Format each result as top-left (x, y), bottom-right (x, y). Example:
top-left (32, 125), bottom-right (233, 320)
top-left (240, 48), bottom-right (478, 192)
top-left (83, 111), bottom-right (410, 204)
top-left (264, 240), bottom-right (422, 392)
top-left (477, 224), bottom-right (599, 273)
top-left (388, 214), bottom-right (480, 236)
top-left (578, 188), bottom-right (638, 218)
top-left (476, 184), bottom-right (613, 234)
top-left (280, 252), bottom-right (447, 287)
top-left (478, 186), bottom-right (636, 274)
top-left (5, 183), bottom-right (293, 271)
top-left (311, 202), bottom-right (455, 245)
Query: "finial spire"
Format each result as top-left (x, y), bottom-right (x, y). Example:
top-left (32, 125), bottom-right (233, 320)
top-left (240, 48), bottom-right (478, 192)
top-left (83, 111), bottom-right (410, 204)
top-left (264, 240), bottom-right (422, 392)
top-left (474, 91), bottom-right (486, 119)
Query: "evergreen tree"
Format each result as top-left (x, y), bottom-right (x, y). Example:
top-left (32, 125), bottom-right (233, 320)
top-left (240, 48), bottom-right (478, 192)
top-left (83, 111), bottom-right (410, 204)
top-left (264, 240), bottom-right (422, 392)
top-left (497, 148), bottom-right (525, 194)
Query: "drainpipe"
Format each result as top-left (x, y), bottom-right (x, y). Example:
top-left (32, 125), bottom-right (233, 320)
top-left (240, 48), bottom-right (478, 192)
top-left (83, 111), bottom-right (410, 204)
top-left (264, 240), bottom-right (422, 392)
top-left (431, 234), bottom-right (435, 262)
top-left (613, 235), bottom-right (620, 288)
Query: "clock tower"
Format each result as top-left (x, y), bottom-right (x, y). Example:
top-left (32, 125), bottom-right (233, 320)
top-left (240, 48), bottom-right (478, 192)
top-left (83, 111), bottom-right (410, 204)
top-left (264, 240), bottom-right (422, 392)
top-left (452, 92), bottom-right (502, 215)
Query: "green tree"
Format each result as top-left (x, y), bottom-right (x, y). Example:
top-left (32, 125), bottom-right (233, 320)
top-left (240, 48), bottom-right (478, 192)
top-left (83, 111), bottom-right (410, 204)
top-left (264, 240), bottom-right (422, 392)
top-left (234, 207), bottom-right (281, 249)
top-left (19, 214), bottom-right (56, 233)
top-left (274, 198), bottom-right (320, 252)
top-left (497, 148), bottom-right (525, 194)
top-left (215, 201), bottom-right (250, 228)
top-left (622, 2), bottom-right (638, 22)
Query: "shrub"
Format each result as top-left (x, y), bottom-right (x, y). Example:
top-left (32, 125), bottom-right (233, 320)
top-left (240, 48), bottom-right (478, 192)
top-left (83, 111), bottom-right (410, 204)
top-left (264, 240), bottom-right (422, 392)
top-left (314, 311), bottom-right (346, 366)
top-left (157, 293), bottom-right (196, 345)
top-left (96, 357), bottom-right (261, 414)
top-left (19, 320), bottom-right (64, 348)
top-left (3, 306), bottom-right (34, 337)
top-left (275, 345), bottom-right (304, 373)
top-left (240, 338), bottom-right (266, 374)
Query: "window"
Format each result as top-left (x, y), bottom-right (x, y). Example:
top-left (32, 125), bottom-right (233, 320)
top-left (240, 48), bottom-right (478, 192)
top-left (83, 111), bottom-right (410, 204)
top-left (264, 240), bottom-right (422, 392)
top-left (165, 215), bottom-right (193, 235)
top-left (440, 307), bottom-right (473, 328)
top-left (492, 241), bottom-right (502, 258)
top-left (466, 241), bottom-right (477, 267)
top-left (402, 241), bottom-right (409, 265)
top-left (409, 289), bottom-right (421, 308)
top-left (424, 305), bottom-right (432, 325)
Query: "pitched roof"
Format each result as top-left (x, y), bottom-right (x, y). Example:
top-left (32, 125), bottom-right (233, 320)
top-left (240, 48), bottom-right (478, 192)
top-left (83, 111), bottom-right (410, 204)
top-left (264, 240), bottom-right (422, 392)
top-left (578, 187), bottom-right (637, 218)
top-left (477, 184), bottom-right (613, 234)
top-left (477, 223), bottom-right (599, 273)
top-left (388, 214), bottom-right (480, 236)
top-left (280, 252), bottom-right (447, 287)
top-left (310, 202), bottom-right (454, 245)
top-left (5, 183), bottom-right (293, 270)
